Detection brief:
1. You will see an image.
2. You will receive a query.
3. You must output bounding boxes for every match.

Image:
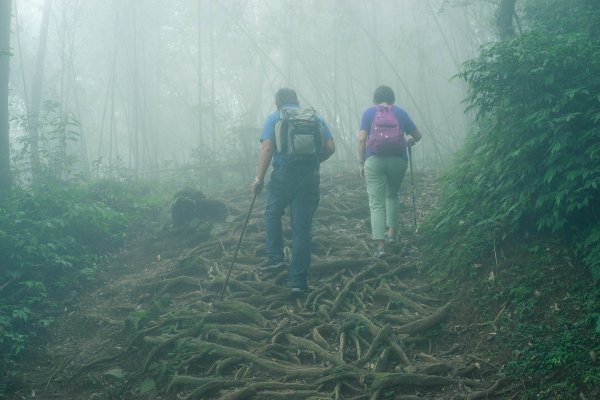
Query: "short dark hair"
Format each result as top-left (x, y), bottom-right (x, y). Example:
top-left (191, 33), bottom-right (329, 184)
top-left (275, 88), bottom-right (299, 109)
top-left (373, 85), bottom-right (395, 104)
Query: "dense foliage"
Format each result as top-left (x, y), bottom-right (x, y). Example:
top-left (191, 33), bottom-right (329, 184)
top-left (0, 179), bottom-right (167, 388)
top-left (425, 0), bottom-right (600, 272)
top-left (422, 0), bottom-right (599, 397)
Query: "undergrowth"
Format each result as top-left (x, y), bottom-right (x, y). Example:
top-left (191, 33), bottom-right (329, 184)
top-left (0, 178), bottom-right (169, 394)
top-left (456, 239), bottom-right (600, 399)
top-left (419, 1), bottom-right (600, 398)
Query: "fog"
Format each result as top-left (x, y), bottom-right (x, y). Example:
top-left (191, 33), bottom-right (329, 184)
top-left (8, 0), bottom-right (496, 185)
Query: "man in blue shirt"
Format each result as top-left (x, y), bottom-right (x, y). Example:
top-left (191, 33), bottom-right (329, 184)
top-left (251, 88), bottom-right (335, 296)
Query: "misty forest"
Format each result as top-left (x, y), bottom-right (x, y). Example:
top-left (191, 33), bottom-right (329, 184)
top-left (0, 0), bottom-right (599, 399)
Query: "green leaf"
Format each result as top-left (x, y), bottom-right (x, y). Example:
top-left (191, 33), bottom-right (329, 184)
top-left (12, 307), bottom-right (31, 321)
top-left (104, 368), bottom-right (125, 380)
top-left (139, 379), bottom-right (156, 394)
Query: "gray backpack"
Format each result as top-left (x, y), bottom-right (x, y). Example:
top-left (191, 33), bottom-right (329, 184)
top-left (274, 107), bottom-right (324, 157)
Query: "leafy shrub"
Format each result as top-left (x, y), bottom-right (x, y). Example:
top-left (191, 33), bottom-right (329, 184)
top-left (0, 180), bottom-right (165, 363)
top-left (424, 29), bottom-right (600, 273)
top-left (420, 1), bottom-right (600, 398)
top-left (574, 226), bottom-right (600, 283)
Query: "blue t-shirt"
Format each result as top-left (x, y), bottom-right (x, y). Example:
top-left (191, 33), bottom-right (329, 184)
top-left (260, 104), bottom-right (333, 169)
top-left (360, 105), bottom-right (417, 159)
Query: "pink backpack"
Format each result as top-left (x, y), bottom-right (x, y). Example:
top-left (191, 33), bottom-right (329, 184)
top-left (366, 106), bottom-right (406, 155)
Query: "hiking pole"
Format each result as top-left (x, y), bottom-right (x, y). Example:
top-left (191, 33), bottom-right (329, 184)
top-left (408, 144), bottom-right (417, 229)
top-left (219, 192), bottom-right (257, 300)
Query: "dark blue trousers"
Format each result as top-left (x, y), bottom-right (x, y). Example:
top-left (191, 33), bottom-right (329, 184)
top-left (264, 167), bottom-right (320, 290)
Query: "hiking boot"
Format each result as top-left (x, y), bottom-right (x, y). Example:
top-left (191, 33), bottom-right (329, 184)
top-left (290, 287), bottom-right (308, 298)
top-left (259, 259), bottom-right (286, 272)
top-left (385, 234), bottom-right (397, 246)
top-left (373, 249), bottom-right (386, 259)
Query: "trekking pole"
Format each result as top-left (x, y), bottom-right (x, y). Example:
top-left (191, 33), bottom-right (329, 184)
top-left (219, 192), bottom-right (257, 300)
top-left (408, 144), bottom-right (417, 229)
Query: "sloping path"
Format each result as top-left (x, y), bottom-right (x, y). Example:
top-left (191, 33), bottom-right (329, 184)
top-left (15, 171), bottom-right (505, 400)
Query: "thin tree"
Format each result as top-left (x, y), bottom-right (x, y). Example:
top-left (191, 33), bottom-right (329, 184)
top-left (0, 0), bottom-right (12, 191)
top-left (97, 6), bottom-right (120, 177)
top-left (197, 0), bottom-right (203, 149)
top-left (209, 0), bottom-right (216, 151)
top-left (131, 1), bottom-right (139, 172)
top-left (496, 0), bottom-right (518, 40)
top-left (29, 0), bottom-right (52, 183)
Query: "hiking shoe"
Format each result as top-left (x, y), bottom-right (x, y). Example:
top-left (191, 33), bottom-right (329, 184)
top-left (290, 287), bottom-right (308, 297)
top-left (385, 234), bottom-right (397, 246)
top-left (259, 260), bottom-right (286, 272)
top-left (373, 249), bottom-right (386, 259)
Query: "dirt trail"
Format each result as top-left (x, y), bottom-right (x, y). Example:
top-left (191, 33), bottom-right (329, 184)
top-left (15, 171), bottom-right (505, 400)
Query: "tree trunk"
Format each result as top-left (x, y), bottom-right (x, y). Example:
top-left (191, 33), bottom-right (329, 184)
top-left (285, 0), bottom-right (293, 85)
top-left (0, 0), bottom-right (12, 191)
top-left (496, 0), bottom-right (518, 40)
top-left (128, 1), bottom-right (141, 172)
top-left (209, 0), bottom-right (216, 151)
top-left (197, 0), bottom-right (203, 149)
top-left (29, 0), bottom-right (52, 183)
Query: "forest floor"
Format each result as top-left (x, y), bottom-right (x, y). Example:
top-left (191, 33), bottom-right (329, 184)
top-left (11, 170), bottom-right (512, 400)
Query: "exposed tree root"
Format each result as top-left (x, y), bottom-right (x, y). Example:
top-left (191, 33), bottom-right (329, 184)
top-left (140, 319), bottom-right (205, 372)
top-left (395, 301), bottom-right (452, 334)
top-left (466, 376), bottom-right (505, 399)
top-left (50, 172), bottom-right (505, 400)
top-left (285, 333), bottom-right (344, 366)
top-left (182, 338), bottom-right (334, 377)
top-left (370, 372), bottom-right (454, 390)
top-left (355, 324), bottom-right (391, 366)
top-left (370, 286), bottom-right (432, 315)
